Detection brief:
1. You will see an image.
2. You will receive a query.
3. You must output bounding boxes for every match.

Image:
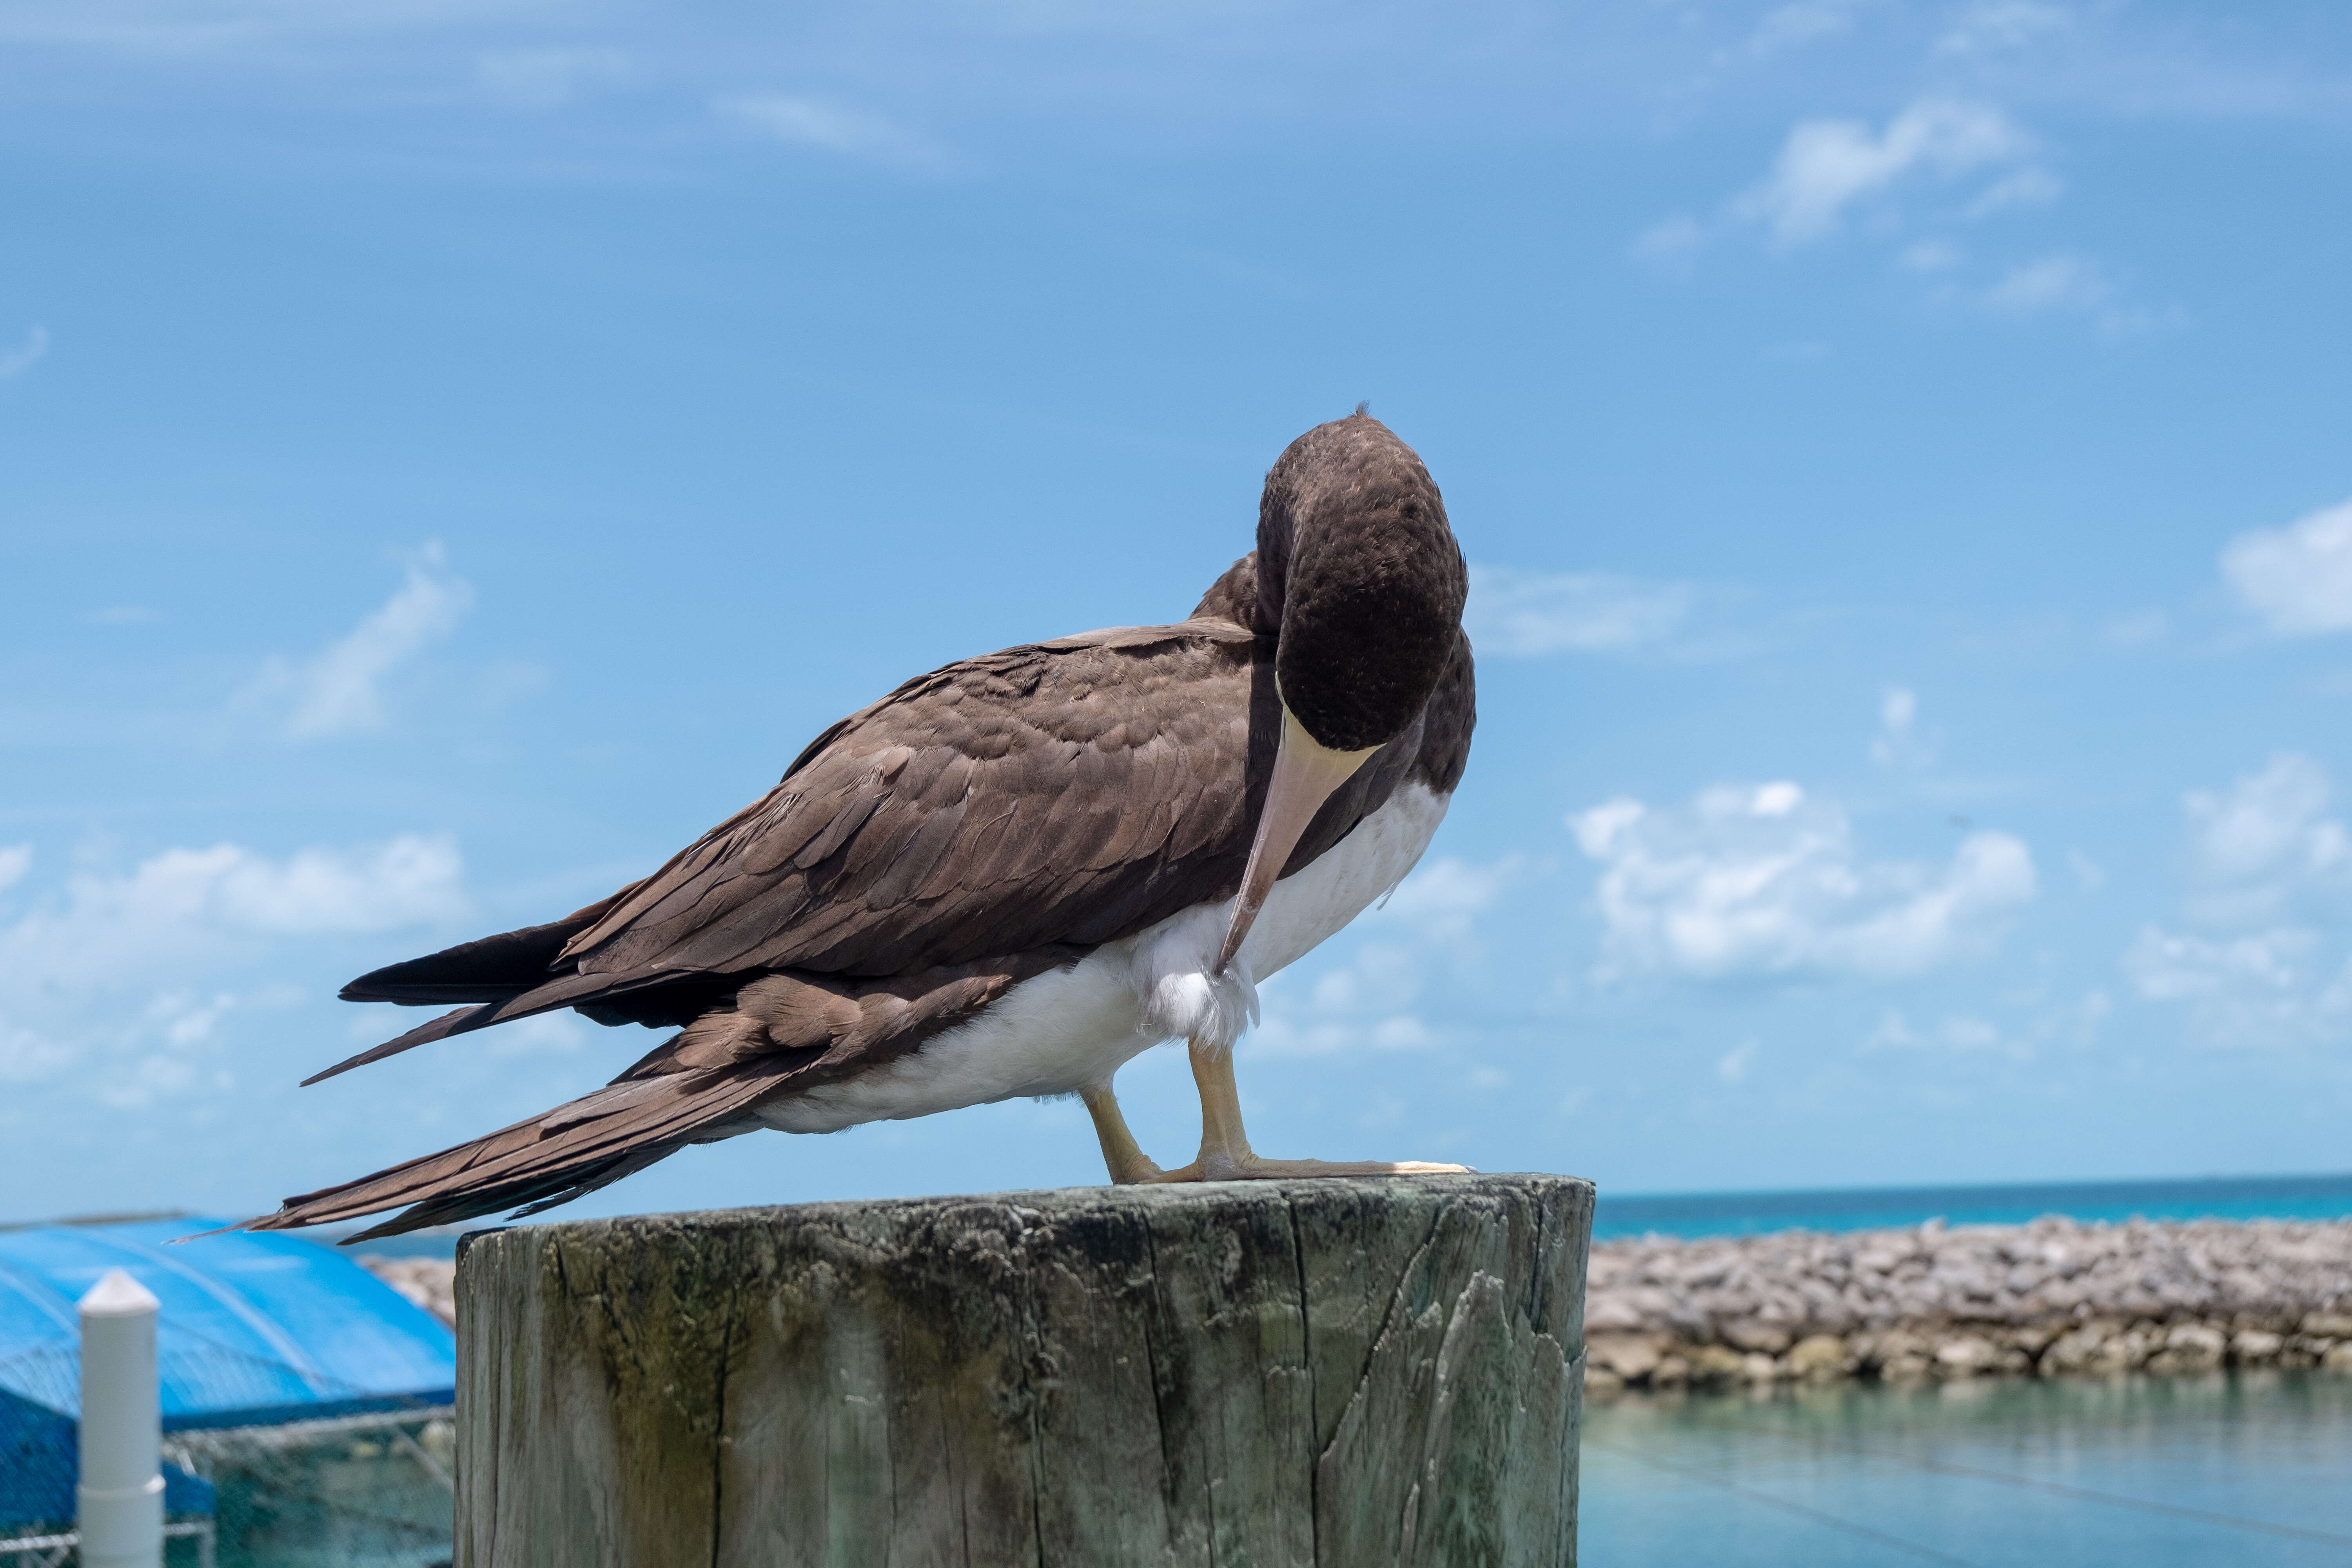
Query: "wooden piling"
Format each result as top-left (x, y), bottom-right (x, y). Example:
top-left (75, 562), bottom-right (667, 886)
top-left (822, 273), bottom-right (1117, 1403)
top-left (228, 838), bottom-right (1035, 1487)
top-left (454, 1173), bottom-right (1590, 1567)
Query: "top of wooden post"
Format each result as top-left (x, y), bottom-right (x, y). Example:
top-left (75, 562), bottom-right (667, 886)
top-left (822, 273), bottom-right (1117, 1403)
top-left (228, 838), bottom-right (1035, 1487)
top-left (455, 1173), bottom-right (1593, 1568)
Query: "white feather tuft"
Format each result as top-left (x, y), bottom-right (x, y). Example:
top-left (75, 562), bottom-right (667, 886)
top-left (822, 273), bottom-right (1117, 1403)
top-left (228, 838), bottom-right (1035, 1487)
top-left (1129, 903), bottom-right (1259, 1051)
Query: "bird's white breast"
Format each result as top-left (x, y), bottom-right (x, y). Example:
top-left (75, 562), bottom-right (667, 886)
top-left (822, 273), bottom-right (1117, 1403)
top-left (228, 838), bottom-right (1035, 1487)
top-left (753, 780), bottom-right (1450, 1134)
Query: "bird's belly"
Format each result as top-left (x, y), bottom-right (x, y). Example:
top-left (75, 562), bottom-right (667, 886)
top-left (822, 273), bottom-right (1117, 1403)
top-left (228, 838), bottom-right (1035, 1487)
top-left (751, 781), bottom-right (1449, 1134)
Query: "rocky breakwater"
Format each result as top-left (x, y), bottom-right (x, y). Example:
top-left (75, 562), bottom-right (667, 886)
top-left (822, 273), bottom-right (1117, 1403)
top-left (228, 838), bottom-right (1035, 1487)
top-left (1584, 1216), bottom-right (2352, 1394)
top-left (359, 1255), bottom-right (457, 1328)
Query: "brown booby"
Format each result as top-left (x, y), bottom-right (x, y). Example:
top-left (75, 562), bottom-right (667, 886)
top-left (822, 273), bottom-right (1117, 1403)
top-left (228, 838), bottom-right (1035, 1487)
top-left (245, 411), bottom-right (1477, 1241)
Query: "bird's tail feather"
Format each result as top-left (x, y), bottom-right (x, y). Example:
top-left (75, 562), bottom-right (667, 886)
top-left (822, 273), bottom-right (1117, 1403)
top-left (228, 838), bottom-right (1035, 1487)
top-left (241, 1063), bottom-right (780, 1242)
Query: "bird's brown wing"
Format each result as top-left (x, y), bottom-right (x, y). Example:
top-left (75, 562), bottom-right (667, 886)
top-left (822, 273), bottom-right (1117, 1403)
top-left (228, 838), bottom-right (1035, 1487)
top-left (560, 619), bottom-right (1270, 981)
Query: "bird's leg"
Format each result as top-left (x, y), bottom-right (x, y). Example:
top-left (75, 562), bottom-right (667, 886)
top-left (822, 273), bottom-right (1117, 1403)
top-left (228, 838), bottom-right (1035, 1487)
top-left (1143, 1039), bottom-right (1473, 1183)
top-left (1082, 1079), bottom-right (1167, 1185)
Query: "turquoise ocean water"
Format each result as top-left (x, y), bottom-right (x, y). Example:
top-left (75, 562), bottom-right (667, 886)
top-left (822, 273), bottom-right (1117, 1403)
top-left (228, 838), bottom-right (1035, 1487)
top-left (333, 1169), bottom-right (2352, 1257)
top-left (1593, 1169), bottom-right (2352, 1240)
top-left (1585, 1172), bottom-right (2352, 1566)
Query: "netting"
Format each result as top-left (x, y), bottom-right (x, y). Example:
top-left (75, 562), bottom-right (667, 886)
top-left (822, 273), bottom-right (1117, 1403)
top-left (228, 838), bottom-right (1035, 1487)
top-left (1, 1323), bottom-right (452, 1567)
top-left (164, 1407), bottom-right (454, 1568)
top-left (0, 1400), bottom-right (452, 1568)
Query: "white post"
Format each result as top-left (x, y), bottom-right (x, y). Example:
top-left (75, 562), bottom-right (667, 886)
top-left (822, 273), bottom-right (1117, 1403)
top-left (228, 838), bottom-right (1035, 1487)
top-left (78, 1267), bottom-right (164, 1568)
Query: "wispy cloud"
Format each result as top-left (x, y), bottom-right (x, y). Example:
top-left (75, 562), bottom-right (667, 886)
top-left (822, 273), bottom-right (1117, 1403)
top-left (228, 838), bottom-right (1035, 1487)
top-left (1733, 98), bottom-right (2033, 246)
top-left (1934, 1), bottom-right (2073, 58)
top-left (714, 94), bottom-right (944, 167)
top-left (1868, 685), bottom-right (1937, 770)
top-left (475, 47), bottom-right (630, 110)
top-left (1964, 166), bottom-right (2063, 217)
top-left (0, 832), bottom-right (467, 1094)
top-left (1980, 252), bottom-right (2104, 312)
top-left (0, 845), bottom-right (30, 894)
top-left (2222, 498), bottom-right (2352, 637)
top-left (1465, 565), bottom-right (1694, 657)
top-left (1973, 252), bottom-right (2175, 334)
top-left (1736, 0), bottom-right (1877, 62)
top-left (244, 544), bottom-right (473, 739)
top-left (1248, 854), bottom-right (1518, 1059)
top-left (1571, 781), bottom-right (2037, 983)
top-left (0, 326), bottom-right (49, 380)
top-left (1, 833), bottom-right (468, 990)
top-left (2125, 753), bottom-right (2352, 1048)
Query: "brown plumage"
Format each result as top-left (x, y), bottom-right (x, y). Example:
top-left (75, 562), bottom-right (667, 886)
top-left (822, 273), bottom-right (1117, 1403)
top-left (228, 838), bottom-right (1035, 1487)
top-left (245, 412), bottom-right (1477, 1240)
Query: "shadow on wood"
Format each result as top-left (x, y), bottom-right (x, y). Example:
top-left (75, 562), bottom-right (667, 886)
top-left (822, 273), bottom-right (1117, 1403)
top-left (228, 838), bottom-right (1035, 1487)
top-left (455, 1172), bottom-right (1591, 1567)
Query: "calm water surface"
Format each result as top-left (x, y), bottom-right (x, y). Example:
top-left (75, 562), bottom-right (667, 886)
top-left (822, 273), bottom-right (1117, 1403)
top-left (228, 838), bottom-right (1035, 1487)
top-left (1581, 1372), bottom-right (2352, 1566)
top-left (1592, 1171), bottom-right (2352, 1241)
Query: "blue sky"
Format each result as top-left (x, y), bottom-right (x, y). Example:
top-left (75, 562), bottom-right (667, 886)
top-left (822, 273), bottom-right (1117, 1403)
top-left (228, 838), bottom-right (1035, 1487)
top-left (4, 0), bottom-right (2350, 1225)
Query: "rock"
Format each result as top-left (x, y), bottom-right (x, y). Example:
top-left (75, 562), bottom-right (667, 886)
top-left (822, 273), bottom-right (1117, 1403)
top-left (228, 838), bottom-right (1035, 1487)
top-left (1721, 1321), bottom-right (1794, 1355)
top-left (2039, 1326), bottom-right (2107, 1376)
top-left (1740, 1352), bottom-right (1781, 1384)
top-left (2230, 1330), bottom-right (2284, 1366)
top-left (1938, 1335), bottom-right (1994, 1373)
top-left (1786, 1334), bottom-right (1849, 1382)
top-left (2091, 1326), bottom-right (2157, 1375)
top-left (1584, 1365), bottom-right (1627, 1396)
top-left (2146, 1323), bottom-right (2226, 1374)
top-left (1588, 1334), bottom-right (1665, 1382)
top-left (2322, 1343), bottom-right (2352, 1373)
top-left (1686, 1345), bottom-right (1748, 1389)
top-left (1579, 1216), bottom-right (2352, 1390)
top-left (359, 1255), bottom-right (457, 1328)
top-left (1650, 1355), bottom-right (1691, 1389)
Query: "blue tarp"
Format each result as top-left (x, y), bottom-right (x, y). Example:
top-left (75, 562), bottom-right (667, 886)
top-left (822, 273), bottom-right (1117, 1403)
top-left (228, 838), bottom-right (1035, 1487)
top-left (0, 1216), bottom-right (456, 1432)
top-left (0, 1387), bottom-right (215, 1532)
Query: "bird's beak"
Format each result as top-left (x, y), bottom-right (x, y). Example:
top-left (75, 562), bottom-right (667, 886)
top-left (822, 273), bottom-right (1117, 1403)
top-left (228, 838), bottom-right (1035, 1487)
top-left (1216, 704), bottom-right (1378, 974)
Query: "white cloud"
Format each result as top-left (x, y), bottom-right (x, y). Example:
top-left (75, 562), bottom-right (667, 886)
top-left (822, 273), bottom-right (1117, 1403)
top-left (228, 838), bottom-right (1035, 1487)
top-left (0, 326), bottom-right (48, 379)
top-left (0, 833), bottom-right (466, 1098)
top-left (1869, 684), bottom-right (1936, 770)
top-left (0, 1021), bottom-right (73, 1085)
top-left (1571, 781), bottom-right (2037, 982)
top-left (1741, 0), bottom-right (1874, 59)
top-left (2103, 607), bottom-right (2169, 647)
top-left (0, 845), bottom-right (29, 893)
top-left (2176, 753), bottom-right (2350, 926)
top-left (1864, 990), bottom-right (2106, 1060)
top-left (715, 94), bottom-right (940, 165)
top-left (475, 47), bottom-right (630, 110)
top-left (1465, 566), bottom-right (1694, 657)
top-left (1900, 239), bottom-right (1965, 272)
top-left (2125, 927), bottom-right (2352, 1049)
top-left (1247, 855), bottom-right (1514, 1058)
top-left (1964, 166), bottom-right (2063, 217)
top-left (1630, 214), bottom-right (1708, 271)
top-left (0, 833), bottom-right (467, 995)
top-left (1935, 1), bottom-right (2072, 58)
top-left (2127, 755), bottom-right (2352, 1049)
top-left (2222, 498), bottom-right (2352, 637)
top-left (246, 545), bottom-right (473, 739)
top-left (1980, 254), bottom-right (2177, 335)
top-left (1717, 1039), bottom-right (1760, 1083)
top-left (1734, 98), bottom-right (2031, 246)
top-left (1982, 252), bottom-right (2108, 314)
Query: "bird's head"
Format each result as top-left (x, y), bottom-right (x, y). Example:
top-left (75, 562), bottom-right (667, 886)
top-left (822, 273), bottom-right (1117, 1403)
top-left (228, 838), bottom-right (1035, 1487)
top-left (1218, 410), bottom-right (1465, 972)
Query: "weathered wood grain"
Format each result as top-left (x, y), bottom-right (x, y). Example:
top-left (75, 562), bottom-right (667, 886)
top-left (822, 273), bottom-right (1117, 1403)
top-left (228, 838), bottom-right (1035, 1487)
top-left (455, 1173), bottom-right (1590, 1568)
